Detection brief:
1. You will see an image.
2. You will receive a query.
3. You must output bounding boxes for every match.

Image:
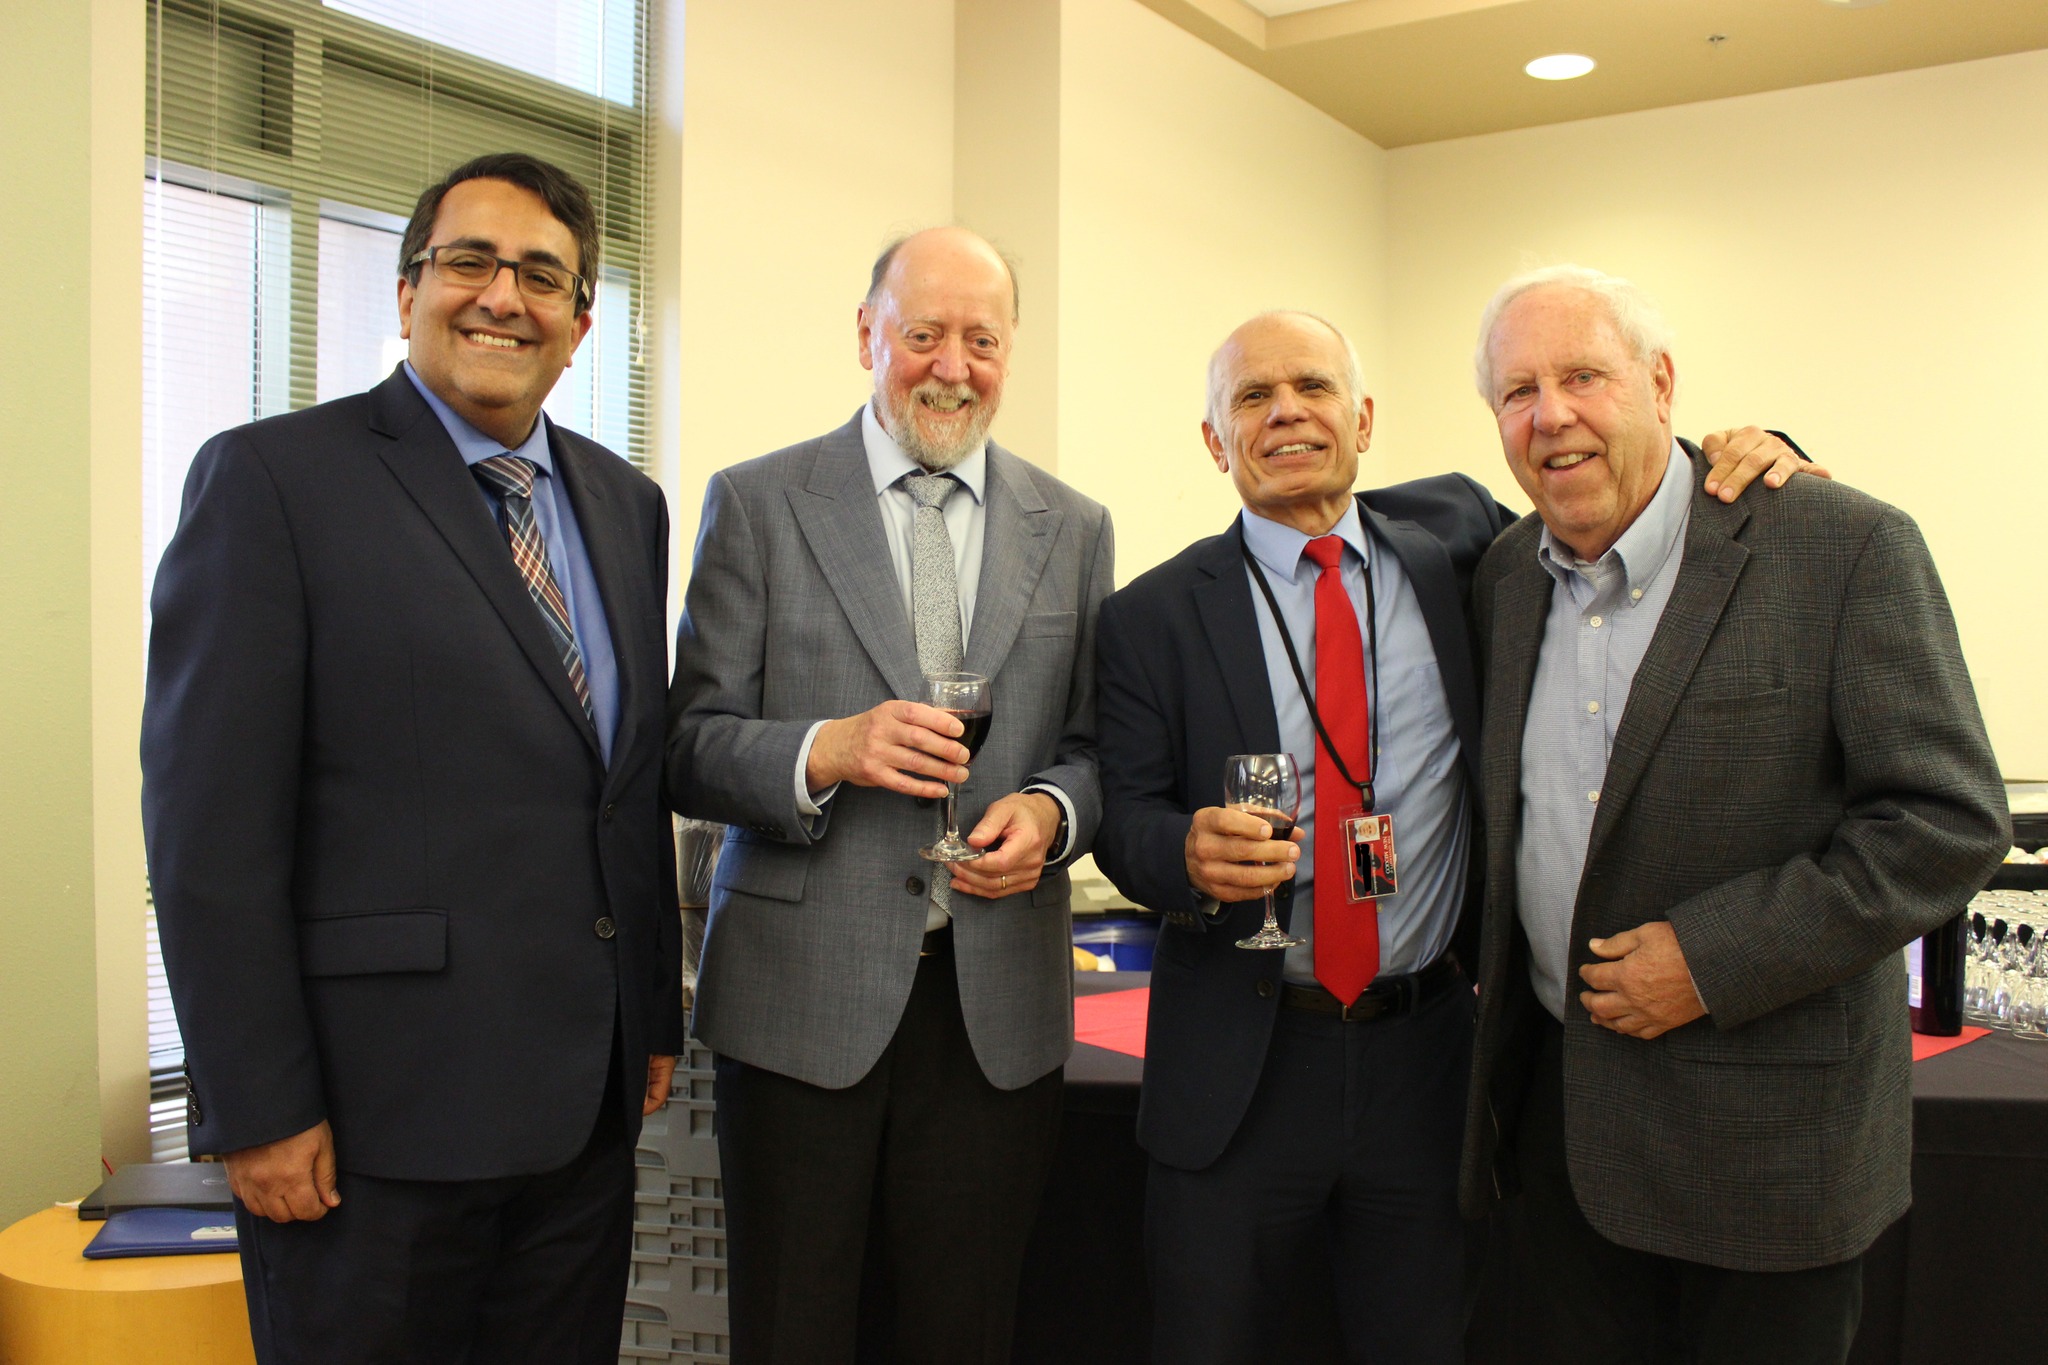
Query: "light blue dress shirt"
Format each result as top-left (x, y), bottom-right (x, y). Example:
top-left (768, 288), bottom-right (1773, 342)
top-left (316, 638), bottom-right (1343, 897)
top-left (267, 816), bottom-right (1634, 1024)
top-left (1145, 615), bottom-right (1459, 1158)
top-left (403, 363), bottom-right (621, 766)
top-left (1516, 440), bottom-right (1691, 1019)
top-left (1239, 503), bottom-right (1471, 985)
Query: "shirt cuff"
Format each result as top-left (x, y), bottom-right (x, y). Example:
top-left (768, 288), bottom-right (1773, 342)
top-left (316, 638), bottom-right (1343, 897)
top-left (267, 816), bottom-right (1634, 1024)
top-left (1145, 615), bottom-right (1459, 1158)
top-left (794, 721), bottom-right (839, 820)
top-left (1021, 783), bottom-right (1076, 866)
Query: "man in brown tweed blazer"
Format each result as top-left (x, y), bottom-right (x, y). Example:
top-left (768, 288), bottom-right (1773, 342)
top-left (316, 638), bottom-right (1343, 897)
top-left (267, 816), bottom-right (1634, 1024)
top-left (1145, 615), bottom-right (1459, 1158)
top-left (1459, 265), bottom-right (2009, 1363)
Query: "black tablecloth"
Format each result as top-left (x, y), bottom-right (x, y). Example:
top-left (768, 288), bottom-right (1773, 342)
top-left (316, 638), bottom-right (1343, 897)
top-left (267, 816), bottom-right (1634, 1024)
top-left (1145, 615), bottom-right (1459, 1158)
top-left (1014, 972), bottom-right (2048, 1365)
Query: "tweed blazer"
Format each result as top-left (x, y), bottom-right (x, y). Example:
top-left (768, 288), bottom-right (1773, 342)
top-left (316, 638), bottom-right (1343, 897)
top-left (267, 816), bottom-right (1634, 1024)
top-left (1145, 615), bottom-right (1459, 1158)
top-left (1459, 444), bottom-right (2009, 1271)
top-left (666, 412), bottom-right (1115, 1092)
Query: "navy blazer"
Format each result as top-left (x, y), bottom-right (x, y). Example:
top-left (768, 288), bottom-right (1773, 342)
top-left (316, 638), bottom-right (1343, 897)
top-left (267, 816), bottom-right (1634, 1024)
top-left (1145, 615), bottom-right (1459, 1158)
top-left (142, 366), bottom-right (684, 1181)
top-left (1094, 475), bottom-right (1512, 1171)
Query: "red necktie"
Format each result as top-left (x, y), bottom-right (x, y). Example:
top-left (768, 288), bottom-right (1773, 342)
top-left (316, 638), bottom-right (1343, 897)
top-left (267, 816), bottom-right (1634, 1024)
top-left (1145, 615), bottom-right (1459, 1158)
top-left (1303, 535), bottom-right (1378, 1004)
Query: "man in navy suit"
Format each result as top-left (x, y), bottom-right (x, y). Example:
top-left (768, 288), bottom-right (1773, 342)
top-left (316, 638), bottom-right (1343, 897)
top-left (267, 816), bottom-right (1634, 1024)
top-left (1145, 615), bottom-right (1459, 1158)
top-left (1092, 310), bottom-right (1803, 1363)
top-left (143, 153), bottom-right (683, 1364)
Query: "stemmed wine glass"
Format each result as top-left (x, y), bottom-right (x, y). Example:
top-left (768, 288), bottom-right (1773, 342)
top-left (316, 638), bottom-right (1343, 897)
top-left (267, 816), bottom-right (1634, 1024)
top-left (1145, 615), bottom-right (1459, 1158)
top-left (1225, 753), bottom-right (1302, 951)
top-left (920, 672), bottom-right (992, 864)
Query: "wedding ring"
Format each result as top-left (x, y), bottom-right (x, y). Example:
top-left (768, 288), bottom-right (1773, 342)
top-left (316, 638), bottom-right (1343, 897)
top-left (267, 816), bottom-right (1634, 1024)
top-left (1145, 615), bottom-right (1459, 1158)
top-left (1001, 874), bottom-right (1010, 891)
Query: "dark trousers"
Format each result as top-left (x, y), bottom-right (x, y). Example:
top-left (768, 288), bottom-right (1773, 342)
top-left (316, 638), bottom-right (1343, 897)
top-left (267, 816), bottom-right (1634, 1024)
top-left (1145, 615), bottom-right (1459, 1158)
top-left (236, 1058), bottom-right (634, 1365)
top-left (1146, 973), bottom-right (1476, 1365)
top-left (1512, 1016), bottom-right (1864, 1365)
top-left (713, 939), bottom-right (1064, 1365)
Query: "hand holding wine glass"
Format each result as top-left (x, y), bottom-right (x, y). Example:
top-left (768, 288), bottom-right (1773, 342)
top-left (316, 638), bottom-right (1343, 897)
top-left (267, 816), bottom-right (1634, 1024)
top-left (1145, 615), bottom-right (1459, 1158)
top-left (920, 672), bottom-right (991, 864)
top-left (1223, 753), bottom-right (1303, 951)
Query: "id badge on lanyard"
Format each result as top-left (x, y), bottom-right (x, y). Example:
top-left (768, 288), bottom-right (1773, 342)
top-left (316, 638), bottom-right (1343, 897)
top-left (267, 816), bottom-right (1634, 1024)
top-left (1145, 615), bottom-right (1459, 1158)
top-left (1339, 808), bottom-right (1398, 904)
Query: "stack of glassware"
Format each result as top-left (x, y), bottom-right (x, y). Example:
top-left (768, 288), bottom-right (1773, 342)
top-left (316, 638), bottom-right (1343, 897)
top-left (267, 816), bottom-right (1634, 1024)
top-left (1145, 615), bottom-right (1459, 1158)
top-left (1963, 888), bottom-right (2048, 1040)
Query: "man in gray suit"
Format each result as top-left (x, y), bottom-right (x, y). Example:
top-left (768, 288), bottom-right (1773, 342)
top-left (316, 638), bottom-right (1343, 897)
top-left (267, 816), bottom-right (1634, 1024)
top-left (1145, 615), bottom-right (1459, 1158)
top-left (667, 226), bottom-right (1113, 1363)
top-left (1460, 265), bottom-right (2009, 1363)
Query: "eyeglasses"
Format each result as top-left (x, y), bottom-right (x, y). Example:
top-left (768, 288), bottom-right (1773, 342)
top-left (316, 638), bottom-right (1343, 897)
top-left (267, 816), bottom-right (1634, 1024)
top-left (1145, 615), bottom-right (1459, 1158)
top-left (407, 246), bottom-right (588, 310)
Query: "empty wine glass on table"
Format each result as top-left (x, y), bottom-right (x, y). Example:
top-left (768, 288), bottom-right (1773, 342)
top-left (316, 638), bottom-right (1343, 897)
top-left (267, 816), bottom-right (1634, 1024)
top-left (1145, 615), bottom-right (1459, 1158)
top-left (1224, 752), bottom-right (1303, 951)
top-left (920, 672), bottom-right (992, 864)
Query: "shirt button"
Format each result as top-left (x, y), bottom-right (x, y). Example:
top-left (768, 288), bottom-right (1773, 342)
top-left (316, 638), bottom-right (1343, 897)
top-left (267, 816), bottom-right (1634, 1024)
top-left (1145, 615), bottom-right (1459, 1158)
top-left (1588, 790), bottom-right (1601, 803)
top-left (1589, 615), bottom-right (1603, 628)
top-left (906, 877), bottom-right (926, 897)
top-left (1586, 701), bottom-right (1600, 714)
top-left (1630, 588), bottom-right (1643, 601)
top-left (594, 917), bottom-right (617, 940)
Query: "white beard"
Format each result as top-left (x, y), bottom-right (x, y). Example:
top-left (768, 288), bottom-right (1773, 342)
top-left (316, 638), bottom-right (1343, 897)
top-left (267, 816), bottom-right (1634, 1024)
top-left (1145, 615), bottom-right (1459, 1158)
top-left (884, 379), bottom-right (994, 472)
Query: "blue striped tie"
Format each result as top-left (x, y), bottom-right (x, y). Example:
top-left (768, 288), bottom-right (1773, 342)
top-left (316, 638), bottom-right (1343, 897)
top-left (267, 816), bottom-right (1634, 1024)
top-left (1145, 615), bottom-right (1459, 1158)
top-left (473, 455), bottom-right (593, 720)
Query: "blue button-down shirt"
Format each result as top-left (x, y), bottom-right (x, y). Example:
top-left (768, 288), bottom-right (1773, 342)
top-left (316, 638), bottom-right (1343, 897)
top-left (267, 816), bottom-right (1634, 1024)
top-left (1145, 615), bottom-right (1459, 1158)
top-left (404, 363), bottom-right (621, 765)
top-left (1516, 440), bottom-right (1691, 1019)
top-left (1240, 503), bottom-right (1471, 984)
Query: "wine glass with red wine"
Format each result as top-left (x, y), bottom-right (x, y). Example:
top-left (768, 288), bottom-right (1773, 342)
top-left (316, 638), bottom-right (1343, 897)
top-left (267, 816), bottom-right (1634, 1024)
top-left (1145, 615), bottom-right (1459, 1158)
top-left (1225, 752), bottom-right (1303, 950)
top-left (920, 672), bottom-right (992, 864)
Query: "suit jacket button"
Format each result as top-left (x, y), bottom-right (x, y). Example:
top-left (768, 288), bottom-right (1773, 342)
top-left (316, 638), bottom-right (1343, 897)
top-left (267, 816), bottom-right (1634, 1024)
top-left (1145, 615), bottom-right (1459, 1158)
top-left (594, 917), bottom-right (617, 940)
top-left (1256, 979), bottom-right (1275, 999)
top-left (905, 877), bottom-right (925, 897)
top-left (602, 803), bottom-right (617, 822)
top-left (187, 1096), bottom-right (203, 1126)
top-left (914, 796), bottom-right (934, 808)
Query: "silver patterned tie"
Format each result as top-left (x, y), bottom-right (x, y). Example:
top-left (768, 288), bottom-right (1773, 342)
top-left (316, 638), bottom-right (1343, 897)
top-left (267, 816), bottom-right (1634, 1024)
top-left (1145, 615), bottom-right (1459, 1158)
top-left (904, 471), bottom-right (962, 912)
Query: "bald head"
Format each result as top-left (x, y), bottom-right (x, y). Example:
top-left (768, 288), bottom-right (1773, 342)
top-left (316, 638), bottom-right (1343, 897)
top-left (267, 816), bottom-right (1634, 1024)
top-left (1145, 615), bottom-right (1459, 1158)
top-left (867, 227), bottom-right (1020, 324)
top-left (858, 226), bottom-right (1017, 471)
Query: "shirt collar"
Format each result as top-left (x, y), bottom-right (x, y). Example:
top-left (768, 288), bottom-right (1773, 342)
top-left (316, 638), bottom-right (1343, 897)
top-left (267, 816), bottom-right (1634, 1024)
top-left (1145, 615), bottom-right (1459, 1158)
top-left (1536, 438), bottom-right (1690, 594)
top-left (404, 361), bottom-right (555, 476)
top-left (1240, 497), bottom-right (1370, 585)
top-left (861, 401), bottom-right (987, 505)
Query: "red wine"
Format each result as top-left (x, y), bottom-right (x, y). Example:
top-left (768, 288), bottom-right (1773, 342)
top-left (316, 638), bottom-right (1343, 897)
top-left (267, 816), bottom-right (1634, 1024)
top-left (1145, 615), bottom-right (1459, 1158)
top-left (1231, 805), bottom-right (1295, 841)
top-left (946, 709), bottom-right (993, 760)
top-left (1908, 910), bottom-right (1966, 1036)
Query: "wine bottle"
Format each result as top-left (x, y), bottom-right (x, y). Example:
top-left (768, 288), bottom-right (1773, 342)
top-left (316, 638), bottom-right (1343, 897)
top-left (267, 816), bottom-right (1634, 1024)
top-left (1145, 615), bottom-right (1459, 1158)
top-left (1908, 910), bottom-right (1966, 1037)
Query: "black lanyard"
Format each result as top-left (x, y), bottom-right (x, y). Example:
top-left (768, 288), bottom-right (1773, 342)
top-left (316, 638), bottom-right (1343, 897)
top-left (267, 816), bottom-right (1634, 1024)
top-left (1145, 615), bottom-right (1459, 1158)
top-left (1241, 534), bottom-right (1379, 812)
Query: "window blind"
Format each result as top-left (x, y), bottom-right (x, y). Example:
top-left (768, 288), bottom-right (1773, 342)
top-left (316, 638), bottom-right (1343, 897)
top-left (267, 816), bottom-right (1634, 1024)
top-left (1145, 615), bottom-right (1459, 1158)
top-left (142, 0), bottom-right (660, 1161)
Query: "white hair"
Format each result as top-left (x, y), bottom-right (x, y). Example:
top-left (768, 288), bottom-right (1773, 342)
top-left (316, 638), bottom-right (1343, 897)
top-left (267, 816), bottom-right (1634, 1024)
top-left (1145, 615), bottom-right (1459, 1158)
top-left (1471, 265), bottom-right (1675, 405)
top-left (1205, 310), bottom-right (1369, 435)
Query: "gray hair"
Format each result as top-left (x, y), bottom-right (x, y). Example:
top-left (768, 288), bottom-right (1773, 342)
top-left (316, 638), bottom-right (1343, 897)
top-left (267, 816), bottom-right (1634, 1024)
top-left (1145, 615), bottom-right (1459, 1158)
top-left (1205, 310), bottom-right (1368, 436)
top-left (1472, 265), bottom-right (1674, 405)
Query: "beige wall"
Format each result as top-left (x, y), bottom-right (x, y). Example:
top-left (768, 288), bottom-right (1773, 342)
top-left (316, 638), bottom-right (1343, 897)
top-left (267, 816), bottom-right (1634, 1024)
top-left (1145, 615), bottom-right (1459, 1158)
top-left (673, 0), bottom-right (957, 579)
top-left (1, 0), bottom-right (145, 1222)
top-left (1056, 0), bottom-right (1388, 584)
top-left (1384, 49), bottom-right (2048, 777)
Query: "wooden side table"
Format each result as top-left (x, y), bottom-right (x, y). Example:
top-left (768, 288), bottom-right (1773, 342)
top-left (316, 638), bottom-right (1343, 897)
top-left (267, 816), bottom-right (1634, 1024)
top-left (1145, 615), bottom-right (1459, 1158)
top-left (0, 1207), bottom-right (255, 1365)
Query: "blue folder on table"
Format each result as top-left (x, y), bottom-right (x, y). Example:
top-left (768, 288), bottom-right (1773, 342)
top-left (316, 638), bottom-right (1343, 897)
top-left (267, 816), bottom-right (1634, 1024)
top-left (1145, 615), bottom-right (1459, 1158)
top-left (82, 1206), bottom-right (240, 1259)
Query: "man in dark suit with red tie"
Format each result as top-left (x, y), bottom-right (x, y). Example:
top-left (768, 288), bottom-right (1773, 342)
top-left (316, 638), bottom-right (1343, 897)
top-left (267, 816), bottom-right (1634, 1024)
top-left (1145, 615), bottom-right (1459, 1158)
top-left (142, 153), bottom-right (683, 1364)
top-left (1091, 310), bottom-right (1805, 1362)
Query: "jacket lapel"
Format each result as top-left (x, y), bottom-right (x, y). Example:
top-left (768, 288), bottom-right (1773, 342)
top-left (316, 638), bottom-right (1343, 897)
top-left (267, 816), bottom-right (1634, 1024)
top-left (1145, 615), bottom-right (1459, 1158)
top-left (553, 428), bottom-right (647, 776)
top-left (963, 445), bottom-right (1059, 681)
top-left (786, 414), bottom-right (924, 703)
top-left (1361, 497), bottom-right (1485, 786)
top-left (1585, 470), bottom-right (1749, 867)
top-left (1482, 554), bottom-right (1553, 866)
top-left (367, 369), bottom-right (602, 760)
top-left (1192, 520), bottom-right (1283, 757)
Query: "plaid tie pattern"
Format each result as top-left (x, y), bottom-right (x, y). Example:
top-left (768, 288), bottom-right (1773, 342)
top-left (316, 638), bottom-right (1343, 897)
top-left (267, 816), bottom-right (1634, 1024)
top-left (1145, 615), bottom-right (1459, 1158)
top-left (473, 455), bottom-right (593, 721)
top-left (904, 471), bottom-right (962, 913)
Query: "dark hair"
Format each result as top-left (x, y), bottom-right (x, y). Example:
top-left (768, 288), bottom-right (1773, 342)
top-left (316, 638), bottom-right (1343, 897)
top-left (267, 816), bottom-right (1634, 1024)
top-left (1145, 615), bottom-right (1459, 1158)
top-left (866, 231), bottom-right (1022, 322)
top-left (398, 152), bottom-right (601, 312)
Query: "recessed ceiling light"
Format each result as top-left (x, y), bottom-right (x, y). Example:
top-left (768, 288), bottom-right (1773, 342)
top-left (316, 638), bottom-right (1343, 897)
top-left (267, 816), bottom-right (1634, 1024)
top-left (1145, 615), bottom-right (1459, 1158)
top-left (1525, 53), bottom-right (1596, 81)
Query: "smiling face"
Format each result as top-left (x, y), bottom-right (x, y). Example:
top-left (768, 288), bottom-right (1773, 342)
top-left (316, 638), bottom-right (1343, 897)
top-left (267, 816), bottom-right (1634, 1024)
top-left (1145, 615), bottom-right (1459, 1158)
top-left (1485, 285), bottom-right (1675, 561)
top-left (1203, 313), bottom-right (1373, 537)
top-left (398, 177), bottom-right (592, 448)
top-left (857, 227), bottom-right (1014, 472)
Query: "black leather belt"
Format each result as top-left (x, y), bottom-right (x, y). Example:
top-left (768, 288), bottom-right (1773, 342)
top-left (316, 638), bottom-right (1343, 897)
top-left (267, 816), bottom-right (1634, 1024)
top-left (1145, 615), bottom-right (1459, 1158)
top-left (920, 922), bottom-right (953, 957)
top-left (1280, 955), bottom-right (1461, 1022)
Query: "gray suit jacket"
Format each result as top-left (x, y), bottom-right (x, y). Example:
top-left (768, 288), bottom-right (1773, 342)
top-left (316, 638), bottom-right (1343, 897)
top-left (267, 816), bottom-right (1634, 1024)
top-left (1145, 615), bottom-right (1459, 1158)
top-left (666, 412), bottom-right (1115, 1091)
top-left (1460, 445), bottom-right (2008, 1271)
